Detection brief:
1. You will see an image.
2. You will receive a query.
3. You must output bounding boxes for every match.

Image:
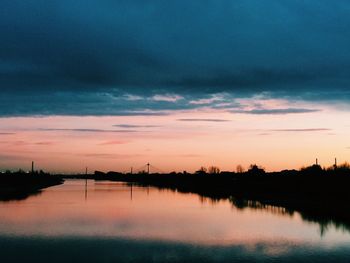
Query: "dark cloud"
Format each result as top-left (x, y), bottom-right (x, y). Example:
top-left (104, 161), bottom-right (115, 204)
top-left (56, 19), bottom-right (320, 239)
top-left (1, 1), bottom-right (350, 116)
top-left (258, 133), bottom-right (271, 136)
top-left (38, 128), bottom-right (138, 133)
top-left (0, 140), bottom-right (54, 146)
top-left (113, 124), bottom-right (160, 128)
top-left (232, 108), bottom-right (320, 115)
top-left (177, 118), bottom-right (231, 122)
top-left (34, 141), bottom-right (54, 145)
top-left (98, 140), bottom-right (129, 146)
top-left (0, 140), bottom-right (28, 146)
top-left (270, 128), bottom-right (331, 132)
top-left (81, 153), bottom-right (143, 159)
top-left (0, 154), bottom-right (28, 161)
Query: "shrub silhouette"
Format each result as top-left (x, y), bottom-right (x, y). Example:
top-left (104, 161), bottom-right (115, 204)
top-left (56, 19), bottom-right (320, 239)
top-left (247, 164), bottom-right (265, 175)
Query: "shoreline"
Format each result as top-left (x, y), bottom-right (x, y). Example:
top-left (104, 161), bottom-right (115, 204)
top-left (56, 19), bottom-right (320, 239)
top-left (0, 173), bottom-right (64, 201)
top-left (3, 168), bottom-right (350, 232)
top-left (77, 171), bottom-right (350, 233)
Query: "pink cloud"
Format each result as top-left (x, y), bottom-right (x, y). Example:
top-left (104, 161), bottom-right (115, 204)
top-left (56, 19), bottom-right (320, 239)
top-left (35, 141), bottom-right (55, 145)
top-left (98, 140), bottom-right (129, 146)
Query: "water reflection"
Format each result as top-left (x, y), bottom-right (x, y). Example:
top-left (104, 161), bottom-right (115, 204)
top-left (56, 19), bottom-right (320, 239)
top-left (227, 197), bottom-right (350, 238)
top-left (229, 198), bottom-right (294, 217)
top-left (85, 178), bottom-right (88, 201)
top-left (0, 180), bottom-right (350, 262)
top-left (0, 188), bottom-right (43, 202)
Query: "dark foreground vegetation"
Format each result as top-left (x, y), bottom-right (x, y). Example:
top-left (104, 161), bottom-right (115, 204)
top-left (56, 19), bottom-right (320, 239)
top-left (0, 171), bottom-right (63, 201)
top-left (90, 163), bottom-right (350, 233)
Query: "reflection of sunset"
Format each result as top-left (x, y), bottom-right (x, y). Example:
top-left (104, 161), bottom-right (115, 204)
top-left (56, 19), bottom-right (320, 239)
top-left (0, 104), bottom-right (348, 173)
top-left (0, 180), bottom-right (348, 246)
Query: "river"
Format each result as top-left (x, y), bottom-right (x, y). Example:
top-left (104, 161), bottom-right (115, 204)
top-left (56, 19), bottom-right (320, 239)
top-left (0, 179), bottom-right (349, 262)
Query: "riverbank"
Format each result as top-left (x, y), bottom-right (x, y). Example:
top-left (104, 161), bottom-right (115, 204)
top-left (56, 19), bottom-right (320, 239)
top-left (4, 168), bottom-right (350, 231)
top-left (0, 173), bottom-right (64, 201)
top-left (88, 170), bottom-right (350, 232)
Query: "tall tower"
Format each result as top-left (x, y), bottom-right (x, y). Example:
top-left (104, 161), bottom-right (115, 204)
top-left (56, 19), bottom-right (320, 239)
top-left (31, 161), bottom-right (34, 174)
top-left (147, 163), bottom-right (150, 174)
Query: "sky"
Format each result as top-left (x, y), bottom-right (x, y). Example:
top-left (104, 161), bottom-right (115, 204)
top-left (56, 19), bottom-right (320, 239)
top-left (1, 0), bottom-right (350, 173)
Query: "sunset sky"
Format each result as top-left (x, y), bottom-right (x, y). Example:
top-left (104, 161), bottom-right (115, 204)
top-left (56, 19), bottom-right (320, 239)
top-left (1, 1), bottom-right (350, 173)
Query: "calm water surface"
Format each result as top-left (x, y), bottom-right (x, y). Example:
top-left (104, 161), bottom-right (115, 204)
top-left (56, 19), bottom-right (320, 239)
top-left (0, 179), bottom-right (350, 262)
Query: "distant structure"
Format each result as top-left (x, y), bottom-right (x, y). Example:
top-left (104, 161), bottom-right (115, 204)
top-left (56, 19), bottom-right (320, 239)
top-left (334, 158), bottom-right (337, 169)
top-left (316, 158), bottom-right (318, 166)
top-left (131, 163), bottom-right (159, 174)
top-left (31, 161), bottom-right (34, 174)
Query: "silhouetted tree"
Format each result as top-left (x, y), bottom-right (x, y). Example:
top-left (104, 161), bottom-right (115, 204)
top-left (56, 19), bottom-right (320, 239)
top-left (208, 166), bottom-right (220, 174)
top-left (326, 162), bottom-right (350, 176)
top-left (94, 171), bottom-right (105, 176)
top-left (195, 166), bottom-right (207, 175)
top-left (236, 165), bottom-right (245, 173)
top-left (338, 162), bottom-right (350, 170)
top-left (247, 164), bottom-right (265, 175)
top-left (300, 164), bottom-right (323, 176)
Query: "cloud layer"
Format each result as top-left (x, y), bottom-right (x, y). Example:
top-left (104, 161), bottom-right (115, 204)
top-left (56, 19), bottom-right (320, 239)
top-left (1, 0), bottom-right (350, 116)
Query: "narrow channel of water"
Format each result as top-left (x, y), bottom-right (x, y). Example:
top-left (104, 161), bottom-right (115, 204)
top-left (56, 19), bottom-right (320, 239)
top-left (0, 179), bottom-right (349, 262)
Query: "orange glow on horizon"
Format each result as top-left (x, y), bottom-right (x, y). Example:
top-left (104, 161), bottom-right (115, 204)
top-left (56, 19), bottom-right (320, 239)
top-left (0, 102), bottom-right (349, 173)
